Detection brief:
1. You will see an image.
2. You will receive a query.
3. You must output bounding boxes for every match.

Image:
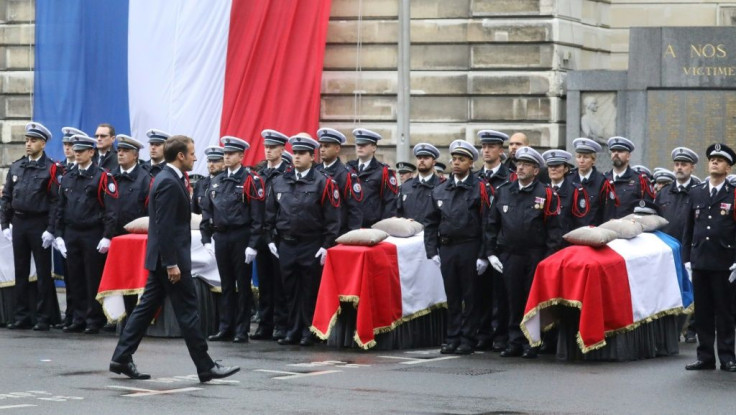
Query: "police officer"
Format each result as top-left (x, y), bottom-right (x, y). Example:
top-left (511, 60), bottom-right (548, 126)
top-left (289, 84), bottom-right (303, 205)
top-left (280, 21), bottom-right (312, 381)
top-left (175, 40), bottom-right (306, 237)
top-left (652, 168), bottom-right (676, 193)
top-left (543, 150), bottom-right (575, 235)
top-left (632, 165), bottom-right (653, 181)
top-left (253, 129), bottom-right (290, 341)
top-left (192, 146), bottom-right (225, 216)
top-left (474, 130), bottom-right (512, 352)
top-left (397, 143), bottom-right (441, 226)
top-left (315, 128), bottom-right (363, 234)
top-left (603, 136), bottom-right (655, 220)
top-left (202, 136), bottom-right (264, 343)
top-left (55, 134), bottom-right (118, 334)
top-left (435, 162), bottom-right (447, 182)
top-left (0, 122), bottom-right (63, 330)
top-left (265, 133), bottom-right (340, 346)
top-left (61, 127), bottom-right (85, 170)
top-left (568, 138), bottom-right (607, 227)
top-left (487, 146), bottom-right (562, 359)
top-left (656, 147), bottom-right (699, 241)
top-left (142, 129), bottom-right (171, 177)
top-left (396, 162), bottom-right (416, 184)
top-left (94, 123), bottom-right (119, 172)
top-left (347, 129), bottom-right (398, 227)
top-left (425, 140), bottom-right (493, 355)
top-left (108, 135), bottom-right (151, 237)
top-left (281, 151), bottom-right (293, 167)
top-left (683, 143), bottom-right (736, 372)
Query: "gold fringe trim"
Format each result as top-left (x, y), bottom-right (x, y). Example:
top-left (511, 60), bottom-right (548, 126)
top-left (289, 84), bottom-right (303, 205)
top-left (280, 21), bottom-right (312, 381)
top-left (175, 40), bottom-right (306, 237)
top-left (95, 289), bottom-right (145, 303)
top-left (0, 274), bottom-right (39, 288)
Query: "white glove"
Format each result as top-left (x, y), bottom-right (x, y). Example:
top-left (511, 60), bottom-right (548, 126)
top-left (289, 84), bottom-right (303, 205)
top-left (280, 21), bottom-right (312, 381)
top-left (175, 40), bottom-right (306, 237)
top-left (268, 242), bottom-right (279, 258)
top-left (96, 237), bottom-right (111, 254)
top-left (315, 247), bottom-right (327, 265)
top-left (2, 228), bottom-right (11, 242)
top-left (729, 263), bottom-right (736, 283)
top-left (54, 237), bottom-right (67, 258)
top-left (476, 258), bottom-right (489, 275)
top-left (41, 231), bottom-right (54, 249)
top-left (204, 243), bottom-right (215, 257)
top-left (431, 255), bottom-right (440, 267)
top-left (244, 247), bottom-right (257, 264)
top-left (489, 255), bottom-right (503, 273)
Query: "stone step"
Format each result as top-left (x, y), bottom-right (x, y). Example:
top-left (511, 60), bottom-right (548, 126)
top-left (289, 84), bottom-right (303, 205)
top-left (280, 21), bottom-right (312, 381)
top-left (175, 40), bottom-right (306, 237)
top-left (0, 45), bottom-right (33, 70)
top-left (0, 23), bottom-right (34, 45)
top-left (0, 70), bottom-right (33, 94)
top-left (0, 0), bottom-right (35, 24)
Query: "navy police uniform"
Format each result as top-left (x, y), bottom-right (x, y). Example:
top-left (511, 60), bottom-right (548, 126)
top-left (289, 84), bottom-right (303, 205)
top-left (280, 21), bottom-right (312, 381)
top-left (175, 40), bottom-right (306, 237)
top-left (192, 146), bottom-right (225, 216)
top-left (603, 137), bottom-right (655, 220)
top-left (655, 147), bottom-right (700, 242)
top-left (397, 143), bottom-right (443, 226)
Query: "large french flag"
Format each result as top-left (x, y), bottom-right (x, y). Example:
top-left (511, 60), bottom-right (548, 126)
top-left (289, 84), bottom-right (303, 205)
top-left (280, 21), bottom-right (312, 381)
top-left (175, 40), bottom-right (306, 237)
top-left (34, 0), bottom-right (331, 175)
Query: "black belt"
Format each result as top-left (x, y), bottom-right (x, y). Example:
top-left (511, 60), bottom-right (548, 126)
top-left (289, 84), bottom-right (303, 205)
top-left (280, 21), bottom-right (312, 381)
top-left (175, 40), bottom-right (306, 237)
top-left (439, 236), bottom-right (478, 246)
top-left (212, 224), bottom-right (248, 233)
top-left (278, 233), bottom-right (321, 243)
top-left (13, 210), bottom-right (48, 218)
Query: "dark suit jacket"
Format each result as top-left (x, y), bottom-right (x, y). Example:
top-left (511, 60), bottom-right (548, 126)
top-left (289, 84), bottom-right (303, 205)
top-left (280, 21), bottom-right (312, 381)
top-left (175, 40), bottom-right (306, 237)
top-left (145, 165), bottom-right (192, 272)
top-left (682, 181), bottom-right (736, 271)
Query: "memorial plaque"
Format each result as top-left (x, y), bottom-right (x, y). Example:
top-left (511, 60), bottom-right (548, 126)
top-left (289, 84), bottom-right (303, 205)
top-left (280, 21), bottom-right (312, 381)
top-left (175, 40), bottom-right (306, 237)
top-left (659, 27), bottom-right (736, 88)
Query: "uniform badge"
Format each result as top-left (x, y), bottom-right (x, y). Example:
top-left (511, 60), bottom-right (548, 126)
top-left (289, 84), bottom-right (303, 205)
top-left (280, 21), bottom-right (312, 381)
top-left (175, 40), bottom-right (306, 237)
top-left (333, 189), bottom-right (340, 200)
top-left (353, 183), bottom-right (361, 193)
top-left (257, 188), bottom-right (264, 198)
top-left (609, 191), bottom-right (615, 200)
top-left (695, 209), bottom-right (700, 218)
top-left (720, 203), bottom-right (731, 211)
top-left (12, 175), bottom-right (17, 182)
top-left (629, 180), bottom-right (634, 185)
top-left (503, 205), bottom-right (508, 213)
top-left (389, 176), bottom-right (397, 186)
top-left (211, 190), bottom-right (216, 199)
top-left (277, 193), bottom-right (282, 201)
top-left (721, 210), bottom-right (727, 216)
top-left (535, 197), bottom-right (546, 207)
top-left (213, 183), bottom-right (219, 188)
top-left (437, 200), bottom-right (443, 207)
top-left (579, 199), bottom-right (586, 208)
top-left (639, 200), bottom-right (646, 207)
top-left (108, 182), bottom-right (116, 193)
top-left (403, 194), bottom-right (407, 201)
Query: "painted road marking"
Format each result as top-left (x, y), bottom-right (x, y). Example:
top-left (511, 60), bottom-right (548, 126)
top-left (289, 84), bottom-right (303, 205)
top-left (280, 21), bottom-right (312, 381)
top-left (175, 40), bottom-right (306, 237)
top-left (377, 355), bottom-right (459, 365)
top-left (289, 360), bottom-right (370, 369)
top-left (144, 375), bottom-right (239, 385)
top-left (0, 405), bottom-right (37, 410)
top-left (107, 385), bottom-right (203, 397)
top-left (253, 369), bottom-right (342, 380)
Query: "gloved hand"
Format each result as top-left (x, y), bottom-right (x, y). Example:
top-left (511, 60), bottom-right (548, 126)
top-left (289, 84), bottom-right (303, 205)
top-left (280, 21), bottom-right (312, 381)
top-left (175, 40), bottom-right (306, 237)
top-left (2, 227), bottom-right (11, 242)
top-left (729, 263), bottom-right (736, 283)
top-left (684, 262), bottom-right (692, 281)
top-left (431, 255), bottom-right (440, 267)
top-left (96, 237), bottom-right (111, 254)
top-left (476, 258), bottom-right (489, 275)
top-left (204, 243), bottom-right (215, 257)
top-left (489, 255), bottom-right (503, 273)
top-left (315, 247), bottom-right (328, 265)
top-left (54, 237), bottom-right (67, 258)
top-left (244, 247), bottom-right (257, 264)
top-left (41, 231), bottom-right (55, 249)
top-left (268, 242), bottom-right (279, 258)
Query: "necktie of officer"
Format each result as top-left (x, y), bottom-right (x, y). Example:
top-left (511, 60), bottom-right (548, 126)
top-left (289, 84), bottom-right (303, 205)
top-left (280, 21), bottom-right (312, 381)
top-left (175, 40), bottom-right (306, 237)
top-left (553, 185), bottom-right (560, 192)
top-left (359, 164), bottom-right (365, 173)
top-left (711, 187), bottom-right (717, 200)
top-left (28, 160), bottom-right (38, 168)
top-left (582, 177), bottom-right (589, 185)
top-left (679, 185), bottom-right (685, 193)
top-left (297, 172), bottom-right (302, 180)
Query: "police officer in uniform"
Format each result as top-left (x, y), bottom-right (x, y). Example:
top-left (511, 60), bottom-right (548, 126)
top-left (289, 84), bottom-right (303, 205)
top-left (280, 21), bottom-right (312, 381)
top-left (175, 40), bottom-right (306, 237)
top-left (108, 135), bottom-right (151, 236)
top-left (94, 123), bottom-right (119, 172)
top-left (61, 127), bottom-right (85, 170)
top-left (397, 143), bottom-right (441, 226)
top-left (396, 161), bottom-right (416, 184)
top-left (192, 146), bottom-right (225, 216)
top-left (55, 134), bottom-right (118, 334)
top-left (425, 140), bottom-right (493, 355)
top-left (568, 138), bottom-right (607, 227)
top-left (265, 133), bottom-right (340, 346)
top-left (487, 146), bottom-right (562, 359)
top-left (652, 168), bottom-right (676, 193)
top-left (315, 128), bottom-right (363, 234)
top-left (142, 129), bottom-right (171, 177)
top-left (202, 137), bottom-right (264, 343)
top-left (281, 151), bottom-right (293, 167)
top-left (435, 162), bottom-right (447, 182)
top-left (603, 136), bottom-right (655, 220)
top-left (683, 143), bottom-right (736, 372)
top-left (346, 128), bottom-right (398, 227)
top-left (1, 122), bottom-right (63, 330)
top-left (543, 150), bottom-right (576, 236)
top-left (656, 147), bottom-right (699, 241)
top-left (252, 129), bottom-right (290, 340)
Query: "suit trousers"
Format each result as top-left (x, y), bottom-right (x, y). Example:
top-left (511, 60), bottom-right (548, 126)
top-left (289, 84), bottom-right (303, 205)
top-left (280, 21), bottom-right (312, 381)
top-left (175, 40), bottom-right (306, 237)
top-left (112, 265), bottom-right (214, 372)
top-left (278, 238), bottom-right (323, 340)
top-left (503, 248), bottom-right (545, 349)
top-left (692, 269), bottom-right (736, 364)
top-left (64, 226), bottom-right (106, 329)
top-left (476, 267), bottom-right (509, 344)
top-left (255, 240), bottom-right (287, 333)
top-left (213, 227), bottom-right (252, 336)
top-left (439, 240), bottom-right (481, 347)
top-left (11, 215), bottom-right (59, 325)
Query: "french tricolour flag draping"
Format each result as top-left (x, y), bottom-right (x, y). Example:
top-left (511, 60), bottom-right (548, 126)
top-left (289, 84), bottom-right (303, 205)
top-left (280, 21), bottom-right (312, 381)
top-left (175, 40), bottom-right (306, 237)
top-left (521, 231), bottom-right (694, 352)
top-left (34, 0), bottom-right (331, 175)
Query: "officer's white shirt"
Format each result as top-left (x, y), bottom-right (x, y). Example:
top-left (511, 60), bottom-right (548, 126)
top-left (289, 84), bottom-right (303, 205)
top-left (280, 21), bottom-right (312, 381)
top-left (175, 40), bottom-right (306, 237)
top-left (578, 170), bottom-right (592, 182)
top-left (484, 165), bottom-right (500, 177)
top-left (551, 179), bottom-right (565, 188)
top-left (77, 161), bottom-right (93, 172)
top-left (677, 178), bottom-right (692, 189)
top-left (228, 166), bottom-right (241, 177)
top-left (121, 165), bottom-right (135, 175)
top-left (323, 159), bottom-right (338, 170)
top-left (418, 172), bottom-right (434, 183)
top-left (295, 168), bottom-right (311, 179)
top-left (708, 180), bottom-right (725, 195)
top-left (267, 161), bottom-right (282, 170)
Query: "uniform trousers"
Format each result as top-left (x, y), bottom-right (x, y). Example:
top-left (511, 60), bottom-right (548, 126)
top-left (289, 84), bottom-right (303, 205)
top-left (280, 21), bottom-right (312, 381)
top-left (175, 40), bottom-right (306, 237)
top-left (255, 240), bottom-right (287, 334)
top-left (278, 238), bottom-right (323, 340)
top-left (11, 215), bottom-right (59, 325)
top-left (503, 248), bottom-right (545, 350)
top-left (692, 269), bottom-right (736, 364)
top-left (63, 226), bottom-right (106, 329)
top-left (213, 227), bottom-right (252, 336)
top-left (476, 267), bottom-right (509, 345)
top-left (439, 240), bottom-right (481, 347)
top-left (112, 264), bottom-right (214, 372)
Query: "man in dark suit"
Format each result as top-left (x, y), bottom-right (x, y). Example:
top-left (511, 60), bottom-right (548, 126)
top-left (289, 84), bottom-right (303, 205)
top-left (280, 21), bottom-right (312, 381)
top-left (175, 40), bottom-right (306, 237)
top-left (93, 123), bottom-right (119, 172)
top-left (110, 135), bottom-right (239, 382)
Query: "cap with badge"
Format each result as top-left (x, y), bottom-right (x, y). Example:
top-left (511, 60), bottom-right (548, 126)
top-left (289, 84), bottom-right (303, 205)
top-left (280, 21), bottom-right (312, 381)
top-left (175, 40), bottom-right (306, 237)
top-left (116, 134), bottom-right (144, 150)
top-left (652, 167), bottom-right (675, 183)
top-left (706, 143), bottom-right (735, 166)
top-left (146, 129), bottom-right (171, 144)
top-left (633, 199), bottom-right (661, 215)
top-left (449, 139), bottom-right (479, 161)
top-left (221, 136), bottom-right (250, 152)
top-left (289, 132), bottom-right (320, 152)
top-left (435, 161), bottom-right (446, 173)
top-left (352, 128), bottom-right (382, 145)
top-left (204, 146), bottom-right (224, 160)
top-left (413, 143), bottom-right (440, 159)
top-left (572, 137), bottom-right (602, 154)
top-left (281, 151), bottom-right (293, 165)
top-left (70, 134), bottom-right (97, 151)
top-left (26, 122), bottom-right (52, 142)
top-left (631, 165), bottom-right (652, 179)
top-left (671, 147), bottom-right (698, 164)
top-left (261, 129), bottom-right (289, 146)
top-left (607, 136), bottom-right (635, 152)
top-left (477, 129), bottom-right (509, 145)
top-left (317, 128), bottom-right (346, 145)
top-left (62, 127), bottom-right (86, 143)
top-left (396, 162), bottom-right (416, 174)
top-left (515, 146), bottom-right (545, 167)
top-left (541, 149), bottom-right (573, 167)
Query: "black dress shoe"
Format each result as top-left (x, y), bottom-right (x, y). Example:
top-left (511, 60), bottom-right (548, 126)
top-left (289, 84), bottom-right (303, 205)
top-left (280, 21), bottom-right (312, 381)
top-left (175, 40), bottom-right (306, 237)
top-left (455, 344), bottom-right (474, 355)
top-left (684, 332), bottom-right (697, 343)
top-left (299, 335), bottom-right (315, 347)
top-left (521, 348), bottom-right (538, 359)
top-left (109, 360), bottom-right (151, 380)
top-left (500, 346), bottom-right (523, 357)
top-left (208, 331), bottom-right (232, 341)
top-left (32, 322), bottom-right (50, 331)
top-left (538, 341), bottom-right (555, 355)
top-left (232, 335), bottom-right (249, 343)
top-left (84, 327), bottom-right (100, 334)
top-left (277, 336), bottom-right (299, 346)
top-left (198, 362), bottom-right (240, 383)
top-left (272, 329), bottom-right (286, 341)
top-left (721, 361), bottom-right (736, 372)
top-left (440, 343), bottom-right (458, 354)
top-left (53, 323), bottom-right (66, 330)
top-left (63, 323), bottom-right (85, 333)
top-left (685, 360), bottom-right (716, 370)
top-left (250, 328), bottom-right (273, 340)
top-left (102, 322), bottom-right (117, 332)
top-left (7, 321), bottom-right (31, 330)
top-left (475, 338), bottom-right (493, 351)
top-left (491, 341), bottom-right (507, 352)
